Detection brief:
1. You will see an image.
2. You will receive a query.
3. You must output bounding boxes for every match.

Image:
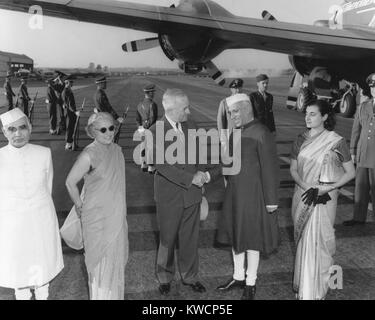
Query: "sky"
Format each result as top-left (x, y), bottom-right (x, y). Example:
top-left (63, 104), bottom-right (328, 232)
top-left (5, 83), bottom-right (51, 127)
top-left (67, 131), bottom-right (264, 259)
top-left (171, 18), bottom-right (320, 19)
top-left (0, 0), bottom-right (344, 71)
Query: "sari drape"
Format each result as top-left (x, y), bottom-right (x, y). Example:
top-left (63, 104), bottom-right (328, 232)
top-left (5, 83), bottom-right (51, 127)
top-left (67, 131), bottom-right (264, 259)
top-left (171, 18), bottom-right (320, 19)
top-left (292, 130), bottom-right (344, 300)
top-left (61, 142), bottom-right (128, 300)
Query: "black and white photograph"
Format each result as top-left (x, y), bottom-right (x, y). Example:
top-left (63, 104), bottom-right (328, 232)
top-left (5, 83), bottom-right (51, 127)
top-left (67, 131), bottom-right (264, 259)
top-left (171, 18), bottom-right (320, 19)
top-left (0, 0), bottom-right (374, 304)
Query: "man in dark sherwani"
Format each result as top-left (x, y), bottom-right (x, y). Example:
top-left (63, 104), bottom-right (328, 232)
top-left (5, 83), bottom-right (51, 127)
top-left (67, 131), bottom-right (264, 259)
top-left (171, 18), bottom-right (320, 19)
top-left (53, 74), bottom-right (66, 133)
top-left (344, 73), bottom-right (375, 226)
top-left (18, 78), bottom-right (31, 117)
top-left (3, 73), bottom-right (16, 111)
top-left (216, 93), bottom-right (279, 300)
top-left (249, 74), bottom-right (276, 134)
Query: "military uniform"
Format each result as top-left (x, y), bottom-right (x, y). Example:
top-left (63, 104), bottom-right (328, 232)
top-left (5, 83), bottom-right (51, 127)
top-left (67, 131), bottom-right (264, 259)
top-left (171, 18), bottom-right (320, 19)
top-left (18, 80), bottom-right (30, 117)
top-left (350, 97), bottom-right (375, 222)
top-left (62, 84), bottom-right (77, 147)
top-left (54, 80), bottom-right (66, 131)
top-left (94, 88), bottom-right (119, 120)
top-left (46, 81), bottom-right (58, 134)
top-left (136, 84), bottom-right (158, 171)
top-left (249, 91), bottom-right (276, 133)
top-left (3, 77), bottom-right (16, 110)
top-left (136, 96), bottom-right (158, 129)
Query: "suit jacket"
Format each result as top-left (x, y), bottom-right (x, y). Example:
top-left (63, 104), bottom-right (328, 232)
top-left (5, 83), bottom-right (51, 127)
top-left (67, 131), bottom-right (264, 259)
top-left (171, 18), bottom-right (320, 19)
top-left (136, 97), bottom-right (158, 129)
top-left (94, 88), bottom-right (119, 120)
top-left (350, 98), bottom-right (375, 168)
top-left (249, 91), bottom-right (276, 133)
top-left (150, 116), bottom-right (220, 208)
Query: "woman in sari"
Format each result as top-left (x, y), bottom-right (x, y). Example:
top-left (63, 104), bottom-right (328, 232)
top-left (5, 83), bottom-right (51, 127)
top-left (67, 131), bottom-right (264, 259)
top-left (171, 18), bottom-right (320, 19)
top-left (290, 99), bottom-right (355, 300)
top-left (64, 112), bottom-right (128, 300)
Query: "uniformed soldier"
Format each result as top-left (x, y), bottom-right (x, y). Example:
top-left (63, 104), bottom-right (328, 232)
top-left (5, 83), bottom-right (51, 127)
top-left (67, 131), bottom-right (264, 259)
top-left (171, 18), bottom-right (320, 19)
top-left (18, 77), bottom-right (31, 117)
top-left (53, 73), bottom-right (66, 132)
top-left (94, 76), bottom-right (124, 123)
top-left (136, 84), bottom-right (158, 173)
top-left (3, 72), bottom-right (16, 111)
top-left (62, 78), bottom-right (80, 150)
top-left (249, 74), bottom-right (276, 134)
top-left (46, 79), bottom-right (58, 135)
top-left (217, 78), bottom-right (243, 145)
top-left (344, 73), bottom-right (375, 226)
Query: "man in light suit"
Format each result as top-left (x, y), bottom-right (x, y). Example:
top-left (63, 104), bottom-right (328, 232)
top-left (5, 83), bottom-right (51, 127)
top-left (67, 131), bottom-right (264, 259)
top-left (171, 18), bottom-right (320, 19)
top-left (149, 88), bottom-right (218, 295)
top-left (344, 73), bottom-right (375, 226)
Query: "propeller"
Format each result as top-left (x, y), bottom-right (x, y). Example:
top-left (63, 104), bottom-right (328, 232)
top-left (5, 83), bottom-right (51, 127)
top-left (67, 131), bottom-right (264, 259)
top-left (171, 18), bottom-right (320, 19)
top-left (261, 10), bottom-right (277, 21)
top-left (204, 60), bottom-right (225, 86)
top-left (122, 37), bottom-right (159, 52)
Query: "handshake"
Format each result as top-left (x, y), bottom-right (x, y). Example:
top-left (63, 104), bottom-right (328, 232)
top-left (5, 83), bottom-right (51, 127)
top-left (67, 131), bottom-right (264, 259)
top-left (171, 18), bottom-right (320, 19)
top-left (192, 171), bottom-right (210, 188)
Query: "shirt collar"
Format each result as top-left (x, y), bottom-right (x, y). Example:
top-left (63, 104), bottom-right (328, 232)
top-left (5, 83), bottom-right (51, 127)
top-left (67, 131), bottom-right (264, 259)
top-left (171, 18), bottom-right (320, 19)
top-left (165, 114), bottom-right (178, 131)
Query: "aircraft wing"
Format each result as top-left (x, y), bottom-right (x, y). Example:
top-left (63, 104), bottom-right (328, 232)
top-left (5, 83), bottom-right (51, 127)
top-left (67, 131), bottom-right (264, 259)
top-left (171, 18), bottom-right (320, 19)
top-left (1, 0), bottom-right (374, 60)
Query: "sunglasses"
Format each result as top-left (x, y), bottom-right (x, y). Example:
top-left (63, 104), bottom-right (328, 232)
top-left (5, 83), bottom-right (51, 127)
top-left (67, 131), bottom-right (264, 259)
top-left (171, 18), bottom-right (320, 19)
top-left (95, 125), bottom-right (115, 134)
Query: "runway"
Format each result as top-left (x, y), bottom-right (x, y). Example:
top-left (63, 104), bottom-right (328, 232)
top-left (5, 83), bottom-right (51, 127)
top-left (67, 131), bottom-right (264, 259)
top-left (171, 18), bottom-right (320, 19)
top-left (0, 75), bottom-right (374, 300)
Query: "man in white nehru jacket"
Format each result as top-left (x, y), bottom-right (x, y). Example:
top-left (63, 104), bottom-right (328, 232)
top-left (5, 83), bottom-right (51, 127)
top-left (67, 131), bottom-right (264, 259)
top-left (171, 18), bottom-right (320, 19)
top-left (0, 108), bottom-right (63, 300)
top-left (216, 94), bottom-right (279, 300)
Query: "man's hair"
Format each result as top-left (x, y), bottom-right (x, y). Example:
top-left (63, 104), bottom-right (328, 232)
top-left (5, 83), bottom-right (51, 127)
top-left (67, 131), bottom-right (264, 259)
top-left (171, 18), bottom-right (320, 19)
top-left (162, 88), bottom-right (188, 112)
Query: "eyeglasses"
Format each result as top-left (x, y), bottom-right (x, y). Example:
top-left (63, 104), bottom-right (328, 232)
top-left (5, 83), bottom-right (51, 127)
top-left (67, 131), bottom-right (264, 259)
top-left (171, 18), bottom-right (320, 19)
top-left (95, 125), bottom-right (115, 134)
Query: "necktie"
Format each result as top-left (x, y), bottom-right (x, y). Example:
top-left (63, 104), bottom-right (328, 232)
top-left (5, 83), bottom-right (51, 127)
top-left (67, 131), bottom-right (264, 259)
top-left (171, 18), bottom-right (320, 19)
top-left (176, 122), bottom-right (185, 144)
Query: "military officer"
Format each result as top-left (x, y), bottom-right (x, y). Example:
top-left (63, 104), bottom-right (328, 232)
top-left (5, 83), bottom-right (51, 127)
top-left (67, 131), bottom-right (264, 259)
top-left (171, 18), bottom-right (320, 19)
top-left (62, 78), bottom-right (80, 150)
top-left (136, 84), bottom-right (158, 173)
top-left (3, 72), bottom-right (16, 110)
top-left (18, 77), bottom-right (31, 117)
top-left (344, 73), bottom-right (375, 226)
top-left (46, 79), bottom-right (58, 135)
top-left (53, 73), bottom-right (66, 132)
top-left (94, 76), bottom-right (124, 123)
top-left (249, 74), bottom-right (276, 134)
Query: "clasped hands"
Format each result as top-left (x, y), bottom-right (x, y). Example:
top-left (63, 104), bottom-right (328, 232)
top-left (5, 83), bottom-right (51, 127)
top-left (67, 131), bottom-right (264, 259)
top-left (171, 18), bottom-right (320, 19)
top-left (192, 171), bottom-right (210, 188)
top-left (302, 185), bottom-right (333, 206)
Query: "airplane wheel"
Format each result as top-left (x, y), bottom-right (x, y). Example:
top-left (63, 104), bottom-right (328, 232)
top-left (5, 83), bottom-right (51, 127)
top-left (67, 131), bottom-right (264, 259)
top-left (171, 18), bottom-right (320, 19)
top-left (339, 93), bottom-right (356, 118)
top-left (296, 88), bottom-right (312, 112)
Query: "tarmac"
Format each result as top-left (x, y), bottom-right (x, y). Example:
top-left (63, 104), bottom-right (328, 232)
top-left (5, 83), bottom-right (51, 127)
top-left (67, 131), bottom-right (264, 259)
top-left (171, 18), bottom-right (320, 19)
top-left (0, 74), bottom-right (374, 300)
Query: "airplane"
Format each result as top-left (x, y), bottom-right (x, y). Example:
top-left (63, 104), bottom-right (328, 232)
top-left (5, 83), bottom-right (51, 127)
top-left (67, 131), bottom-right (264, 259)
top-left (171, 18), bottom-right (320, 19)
top-left (0, 0), bottom-right (374, 117)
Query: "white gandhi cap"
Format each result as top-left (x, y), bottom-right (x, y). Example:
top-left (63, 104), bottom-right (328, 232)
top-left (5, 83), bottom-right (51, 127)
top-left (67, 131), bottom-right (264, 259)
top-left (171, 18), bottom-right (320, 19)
top-left (226, 93), bottom-right (250, 107)
top-left (0, 108), bottom-right (27, 126)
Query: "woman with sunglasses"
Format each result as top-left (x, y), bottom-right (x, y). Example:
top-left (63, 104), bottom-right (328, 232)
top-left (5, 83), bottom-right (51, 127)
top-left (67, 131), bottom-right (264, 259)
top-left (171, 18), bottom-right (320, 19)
top-left (64, 112), bottom-right (128, 300)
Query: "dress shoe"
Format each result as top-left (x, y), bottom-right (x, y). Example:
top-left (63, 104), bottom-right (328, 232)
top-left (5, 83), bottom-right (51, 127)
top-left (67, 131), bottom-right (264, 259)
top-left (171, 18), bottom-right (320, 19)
top-left (343, 219), bottom-right (366, 226)
top-left (158, 283), bottom-right (171, 295)
top-left (241, 285), bottom-right (256, 300)
top-left (216, 278), bottom-right (245, 291)
top-left (183, 281), bottom-right (206, 293)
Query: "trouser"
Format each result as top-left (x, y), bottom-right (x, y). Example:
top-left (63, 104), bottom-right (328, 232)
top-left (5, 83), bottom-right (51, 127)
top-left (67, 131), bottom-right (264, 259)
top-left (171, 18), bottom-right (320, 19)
top-left (57, 100), bottom-right (66, 130)
top-left (353, 167), bottom-right (375, 222)
top-left (6, 96), bottom-right (13, 110)
top-left (66, 110), bottom-right (77, 143)
top-left (232, 249), bottom-right (260, 286)
top-left (156, 202), bottom-right (200, 284)
top-left (14, 283), bottom-right (49, 300)
top-left (21, 99), bottom-right (29, 117)
top-left (47, 103), bottom-right (57, 131)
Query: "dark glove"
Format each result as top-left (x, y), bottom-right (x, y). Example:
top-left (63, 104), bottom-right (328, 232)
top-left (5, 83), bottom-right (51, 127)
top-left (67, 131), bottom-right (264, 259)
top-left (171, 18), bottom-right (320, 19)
top-left (316, 193), bottom-right (331, 205)
top-left (301, 187), bottom-right (319, 206)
